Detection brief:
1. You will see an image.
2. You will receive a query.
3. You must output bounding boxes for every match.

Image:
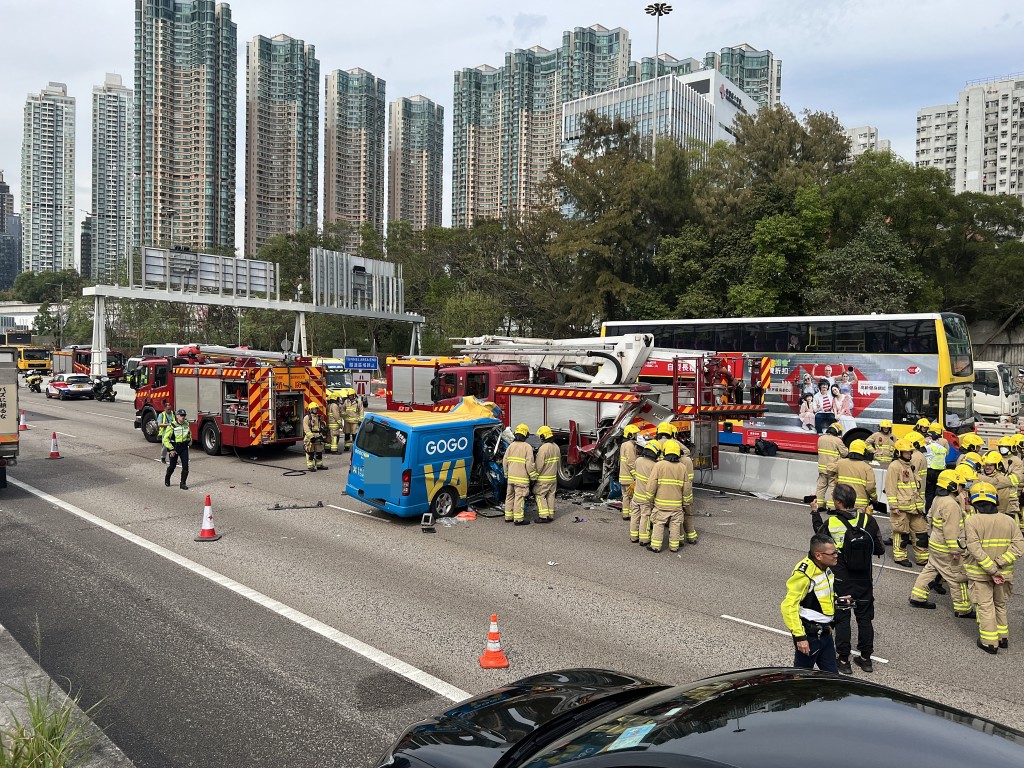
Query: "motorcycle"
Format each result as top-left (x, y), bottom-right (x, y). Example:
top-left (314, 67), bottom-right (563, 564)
top-left (92, 377), bottom-right (116, 402)
top-left (26, 373), bottom-right (43, 393)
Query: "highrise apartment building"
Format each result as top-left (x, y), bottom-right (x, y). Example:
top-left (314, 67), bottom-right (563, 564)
top-left (916, 76), bottom-right (1024, 203)
top-left (388, 96), bottom-right (444, 230)
top-left (80, 216), bottom-right (94, 281)
top-left (845, 125), bottom-right (892, 158)
top-left (452, 25), bottom-right (631, 227)
top-left (135, 0), bottom-right (237, 252)
top-left (703, 44), bottom-right (782, 108)
top-left (90, 73), bottom-right (135, 284)
top-left (0, 172), bottom-right (19, 290)
top-left (245, 34), bottom-right (319, 257)
top-left (21, 82), bottom-right (76, 273)
top-left (324, 68), bottom-right (386, 251)
top-left (0, 170), bottom-right (13, 232)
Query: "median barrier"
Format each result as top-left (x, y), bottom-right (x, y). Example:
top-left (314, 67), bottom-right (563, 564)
top-left (780, 458), bottom-right (818, 501)
top-left (738, 452), bottom-right (788, 496)
top-left (874, 466), bottom-right (889, 505)
top-left (708, 451), bottom-right (746, 492)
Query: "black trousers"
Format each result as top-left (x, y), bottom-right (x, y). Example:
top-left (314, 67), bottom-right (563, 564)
top-left (925, 467), bottom-right (941, 512)
top-left (834, 577), bottom-right (874, 659)
top-left (166, 445), bottom-right (190, 485)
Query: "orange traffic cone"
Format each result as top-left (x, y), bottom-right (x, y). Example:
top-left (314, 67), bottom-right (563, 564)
top-left (194, 494), bottom-right (222, 542)
top-left (19, 410), bottom-right (28, 431)
top-left (47, 432), bottom-right (63, 460)
top-left (479, 614), bottom-right (509, 669)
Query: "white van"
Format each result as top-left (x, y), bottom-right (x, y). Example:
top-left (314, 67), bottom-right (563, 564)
top-left (973, 360), bottom-right (1020, 422)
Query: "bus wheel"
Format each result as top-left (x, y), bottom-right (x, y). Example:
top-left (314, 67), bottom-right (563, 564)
top-left (201, 422), bottom-right (223, 456)
top-left (141, 409), bottom-right (160, 443)
top-left (556, 452), bottom-right (584, 491)
top-left (430, 487), bottom-right (459, 518)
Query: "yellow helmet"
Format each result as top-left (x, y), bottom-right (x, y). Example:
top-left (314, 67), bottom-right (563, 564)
top-left (916, 417), bottom-right (931, 429)
top-left (937, 469), bottom-right (960, 492)
top-left (998, 435), bottom-right (1016, 448)
top-left (662, 439), bottom-right (681, 457)
top-left (514, 423), bottom-right (530, 437)
top-left (906, 432), bottom-right (924, 448)
top-left (623, 424), bottom-right (640, 439)
top-left (536, 425), bottom-right (553, 439)
top-left (849, 439), bottom-right (868, 455)
top-left (970, 481), bottom-right (999, 506)
top-left (307, 401), bottom-right (321, 410)
top-left (894, 438), bottom-right (914, 453)
top-left (983, 450), bottom-right (1003, 466)
top-left (879, 419), bottom-right (892, 429)
top-left (955, 465), bottom-right (978, 484)
top-left (962, 451), bottom-right (983, 470)
top-left (656, 421), bottom-right (678, 438)
top-left (929, 421), bottom-right (943, 435)
top-left (1013, 433), bottom-right (1024, 448)
top-left (643, 438), bottom-right (662, 455)
top-left (959, 433), bottom-right (983, 450)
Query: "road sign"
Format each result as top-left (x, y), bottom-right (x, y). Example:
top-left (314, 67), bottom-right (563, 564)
top-left (345, 355), bottom-right (378, 370)
top-left (352, 371), bottom-right (372, 395)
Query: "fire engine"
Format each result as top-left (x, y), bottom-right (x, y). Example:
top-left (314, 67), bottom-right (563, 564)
top-left (52, 346), bottom-right (126, 380)
top-left (132, 345), bottom-right (326, 455)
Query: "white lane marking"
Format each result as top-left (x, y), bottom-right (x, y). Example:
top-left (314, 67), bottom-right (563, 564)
top-left (83, 411), bottom-right (135, 422)
top-left (55, 431), bottom-right (78, 439)
top-left (9, 477), bottom-right (470, 703)
top-left (720, 614), bottom-right (889, 664)
top-left (326, 503), bottom-right (388, 522)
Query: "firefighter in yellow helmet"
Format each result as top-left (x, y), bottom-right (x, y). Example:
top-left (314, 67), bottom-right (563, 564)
top-left (981, 450), bottom-right (1020, 524)
top-left (655, 421), bottom-right (677, 447)
top-left (533, 426), bottom-right (559, 522)
top-left (956, 464), bottom-right (978, 518)
top-left (679, 437), bottom-right (697, 544)
top-left (647, 439), bottom-right (686, 553)
top-left (956, 432), bottom-right (985, 465)
top-left (326, 391), bottom-right (343, 453)
top-left (865, 419), bottom-right (896, 465)
top-left (814, 422), bottom-right (848, 513)
top-left (963, 481), bottom-right (1024, 653)
top-left (632, 438), bottom-right (660, 545)
top-left (998, 435), bottom-right (1024, 501)
top-left (504, 424), bottom-right (537, 525)
top-left (342, 388), bottom-right (364, 451)
top-left (302, 402), bottom-right (328, 471)
top-left (906, 432), bottom-right (928, 511)
top-left (617, 424), bottom-right (641, 521)
top-left (960, 451), bottom-right (983, 474)
top-left (886, 438), bottom-right (925, 567)
top-left (909, 469), bottom-right (973, 617)
top-left (835, 439), bottom-right (877, 514)
top-left (914, 417), bottom-right (932, 436)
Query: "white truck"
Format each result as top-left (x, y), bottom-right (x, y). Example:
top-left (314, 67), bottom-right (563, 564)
top-left (973, 360), bottom-right (1021, 423)
top-left (0, 347), bottom-right (19, 489)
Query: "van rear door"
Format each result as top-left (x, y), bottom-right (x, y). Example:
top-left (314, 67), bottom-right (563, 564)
top-left (350, 418), bottom-right (408, 502)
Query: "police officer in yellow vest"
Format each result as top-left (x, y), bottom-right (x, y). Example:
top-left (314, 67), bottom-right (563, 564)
top-left (646, 439), bottom-right (686, 553)
top-left (865, 419), bottom-right (896, 465)
top-left (617, 424), bottom-right (640, 521)
top-left (163, 408), bottom-right (192, 489)
top-left (781, 533), bottom-right (841, 673)
top-left (503, 424), bottom-right (537, 525)
top-left (909, 469), bottom-right (974, 617)
top-left (533, 426), bottom-right (559, 523)
top-left (924, 422), bottom-right (949, 510)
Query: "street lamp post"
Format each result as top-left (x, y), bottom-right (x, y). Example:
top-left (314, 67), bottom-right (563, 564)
top-left (645, 3), bottom-right (673, 161)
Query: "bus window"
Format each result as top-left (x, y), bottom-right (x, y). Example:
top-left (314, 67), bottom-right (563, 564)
top-left (942, 314), bottom-right (973, 376)
top-left (672, 327), bottom-right (694, 349)
top-left (893, 386), bottom-right (940, 425)
top-left (806, 323), bottom-right (833, 353)
top-left (943, 383), bottom-right (973, 428)
top-left (692, 329), bottom-right (715, 351)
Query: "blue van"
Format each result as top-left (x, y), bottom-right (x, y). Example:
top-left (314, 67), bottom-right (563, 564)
top-left (345, 399), bottom-right (506, 518)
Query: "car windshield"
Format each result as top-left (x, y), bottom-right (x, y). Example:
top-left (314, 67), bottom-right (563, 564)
top-left (66, 376), bottom-right (90, 385)
top-left (355, 419), bottom-right (407, 459)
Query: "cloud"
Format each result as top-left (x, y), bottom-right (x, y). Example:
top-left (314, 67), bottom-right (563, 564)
top-left (512, 13), bottom-right (547, 44)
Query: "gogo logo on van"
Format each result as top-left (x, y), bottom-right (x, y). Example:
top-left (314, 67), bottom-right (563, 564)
top-left (425, 436), bottom-right (469, 456)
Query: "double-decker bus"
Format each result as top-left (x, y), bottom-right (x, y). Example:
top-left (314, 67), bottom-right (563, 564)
top-left (601, 313), bottom-right (975, 455)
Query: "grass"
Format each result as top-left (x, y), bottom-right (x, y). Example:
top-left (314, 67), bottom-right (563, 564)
top-left (0, 618), bottom-right (102, 767)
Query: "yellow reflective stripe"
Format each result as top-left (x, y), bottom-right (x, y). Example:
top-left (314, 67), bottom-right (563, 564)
top-left (658, 479), bottom-right (685, 486)
top-left (820, 449), bottom-right (839, 456)
top-left (980, 539), bottom-right (1013, 546)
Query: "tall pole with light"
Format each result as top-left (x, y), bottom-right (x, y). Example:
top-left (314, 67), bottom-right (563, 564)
top-left (645, 3), bottom-right (673, 161)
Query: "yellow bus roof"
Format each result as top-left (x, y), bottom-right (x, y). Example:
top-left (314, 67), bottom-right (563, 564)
top-left (373, 408), bottom-right (500, 428)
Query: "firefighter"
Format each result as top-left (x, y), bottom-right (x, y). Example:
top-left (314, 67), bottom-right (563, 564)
top-left (956, 433), bottom-right (985, 464)
top-left (157, 399), bottom-right (174, 464)
top-left (647, 439), bottom-right (686, 553)
top-left (163, 408), bottom-right (192, 490)
top-left (680, 439), bottom-right (697, 545)
top-left (814, 422), bottom-right (848, 513)
top-left (914, 417), bottom-right (931, 436)
top-left (655, 421), bottom-right (677, 444)
top-left (342, 390), bottom-right (364, 450)
top-left (998, 435), bottom-right (1024, 490)
top-left (980, 450), bottom-right (1020, 524)
top-left (864, 419), bottom-right (896, 465)
top-left (327, 391), bottom-right (343, 453)
top-left (504, 424), bottom-right (537, 525)
top-left (909, 469), bottom-right (974, 617)
top-left (886, 438), bottom-right (926, 567)
top-left (302, 402), bottom-right (328, 471)
top-left (834, 439), bottom-right (877, 514)
top-left (633, 439), bottom-right (660, 546)
top-left (906, 432), bottom-right (928, 511)
top-left (963, 481), bottom-right (1024, 653)
top-left (959, 451), bottom-right (983, 473)
top-left (533, 425), bottom-right (559, 523)
top-left (924, 422), bottom-right (950, 511)
top-left (617, 424), bottom-right (640, 521)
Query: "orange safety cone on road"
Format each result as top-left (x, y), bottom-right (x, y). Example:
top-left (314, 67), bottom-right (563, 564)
top-left (479, 614), bottom-right (509, 669)
top-left (47, 432), bottom-right (63, 460)
top-left (194, 494), bottom-right (222, 542)
top-left (19, 410), bottom-right (28, 431)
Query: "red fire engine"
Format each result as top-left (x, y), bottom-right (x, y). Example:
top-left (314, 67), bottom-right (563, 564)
top-left (132, 345), bottom-right (326, 455)
top-left (52, 346), bottom-right (126, 380)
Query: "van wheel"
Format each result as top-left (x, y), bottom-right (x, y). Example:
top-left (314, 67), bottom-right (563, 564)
top-left (141, 409), bottom-right (160, 443)
top-left (556, 450), bottom-right (584, 490)
top-left (202, 422), bottom-right (223, 456)
top-left (430, 487), bottom-right (459, 518)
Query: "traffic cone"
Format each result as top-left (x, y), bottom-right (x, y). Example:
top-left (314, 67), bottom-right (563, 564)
top-left (47, 432), bottom-right (63, 460)
top-left (479, 614), bottom-right (509, 669)
top-left (19, 410), bottom-right (28, 431)
top-left (194, 494), bottom-right (222, 542)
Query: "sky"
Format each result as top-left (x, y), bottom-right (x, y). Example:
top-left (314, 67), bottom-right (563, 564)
top-left (1, 0), bottom-right (1022, 265)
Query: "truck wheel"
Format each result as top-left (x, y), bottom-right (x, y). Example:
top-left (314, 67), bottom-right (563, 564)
top-left (201, 422), bottom-right (223, 456)
top-left (430, 487), bottom-right (459, 518)
top-left (556, 451), bottom-right (584, 490)
top-left (141, 409), bottom-right (160, 443)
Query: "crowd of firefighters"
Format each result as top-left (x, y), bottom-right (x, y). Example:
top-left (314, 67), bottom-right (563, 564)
top-left (502, 421), bottom-right (698, 553)
top-left (300, 390), bottom-right (365, 471)
top-left (816, 416), bottom-right (1024, 654)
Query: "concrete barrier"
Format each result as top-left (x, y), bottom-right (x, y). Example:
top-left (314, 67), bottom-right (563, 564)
top-left (739, 453), bottom-right (789, 497)
top-left (710, 451), bottom-right (747, 493)
top-left (781, 459), bottom-right (818, 501)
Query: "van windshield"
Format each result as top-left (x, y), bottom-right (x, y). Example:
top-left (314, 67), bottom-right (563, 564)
top-left (355, 419), bottom-right (408, 459)
top-left (999, 365), bottom-right (1018, 395)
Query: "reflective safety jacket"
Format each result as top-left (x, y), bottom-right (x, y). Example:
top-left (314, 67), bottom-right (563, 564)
top-left (303, 413), bottom-right (327, 444)
top-left (327, 401), bottom-right (342, 427)
top-left (925, 439), bottom-right (949, 470)
top-left (534, 441), bottom-right (560, 490)
top-left (631, 455), bottom-right (657, 506)
top-left (648, 458), bottom-right (686, 511)
top-left (162, 421), bottom-right (192, 451)
top-left (680, 454), bottom-right (695, 506)
top-left (342, 399), bottom-right (364, 425)
top-left (835, 457), bottom-right (877, 510)
top-left (503, 440), bottom-right (537, 486)
top-left (885, 457), bottom-right (922, 514)
top-left (781, 556), bottom-right (835, 639)
top-left (927, 494), bottom-right (966, 555)
top-left (964, 509), bottom-right (1024, 582)
top-left (910, 452), bottom-right (927, 511)
top-left (1004, 454), bottom-right (1024, 488)
top-left (618, 440), bottom-right (638, 485)
top-left (817, 434), bottom-right (848, 476)
top-left (157, 409), bottom-right (174, 438)
top-left (983, 470), bottom-right (1020, 517)
top-left (865, 431), bottom-right (896, 464)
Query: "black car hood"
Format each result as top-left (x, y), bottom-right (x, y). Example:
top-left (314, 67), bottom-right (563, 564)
top-left (382, 669), bottom-right (666, 768)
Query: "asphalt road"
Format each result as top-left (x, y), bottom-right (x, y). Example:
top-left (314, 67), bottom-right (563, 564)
top-left (4, 389), bottom-right (1024, 768)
